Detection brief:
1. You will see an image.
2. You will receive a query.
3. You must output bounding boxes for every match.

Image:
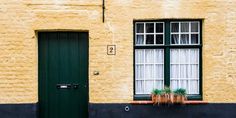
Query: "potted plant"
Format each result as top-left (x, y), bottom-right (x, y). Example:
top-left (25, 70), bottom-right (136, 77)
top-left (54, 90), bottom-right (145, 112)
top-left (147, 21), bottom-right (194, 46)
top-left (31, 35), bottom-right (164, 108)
top-left (151, 88), bottom-right (187, 105)
top-left (151, 89), bottom-right (163, 105)
top-left (173, 88), bottom-right (187, 104)
top-left (163, 86), bottom-right (173, 104)
top-left (160, 86), bottom-right (171, 104)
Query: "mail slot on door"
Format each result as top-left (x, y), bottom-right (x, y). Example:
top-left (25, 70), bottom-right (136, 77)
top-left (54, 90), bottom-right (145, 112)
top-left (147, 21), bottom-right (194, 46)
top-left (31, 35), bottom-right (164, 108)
top-left (56, 84), bottom-right (72, 89)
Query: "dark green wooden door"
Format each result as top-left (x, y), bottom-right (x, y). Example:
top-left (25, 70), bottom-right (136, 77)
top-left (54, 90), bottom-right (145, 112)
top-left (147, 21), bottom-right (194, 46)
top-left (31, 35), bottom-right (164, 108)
top-left (38, 32), bottom-right (88, 118)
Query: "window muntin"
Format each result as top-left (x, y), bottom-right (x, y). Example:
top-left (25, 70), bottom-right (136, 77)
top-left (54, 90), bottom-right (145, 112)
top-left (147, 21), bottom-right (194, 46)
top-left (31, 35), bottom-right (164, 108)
top-left (135, 22), bottom-right (164, 45)
top-left (171, 21), bottom-right (200, 45)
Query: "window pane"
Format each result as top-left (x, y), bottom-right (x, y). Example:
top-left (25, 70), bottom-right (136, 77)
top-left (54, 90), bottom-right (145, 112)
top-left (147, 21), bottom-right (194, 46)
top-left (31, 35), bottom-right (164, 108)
top-left (155, 80), bottom-right (163, 90)
top-left (171, 34), bottom-right (179, 44)
top-left (191, 34), bottom-right (198, 44)
top-left (136, 23), bottom-right (144, 33)
top-left (171, 21), bottom-right (200, 45)
top-left (155, 64), bottom-right (164, 78)
top-left (170, 49), bottom-right (199, 95)
top-left (171, 23), bottom-right (179, 32)
top-left (170, 49), bottom-right (179, 63)
top-left (180, 80), bottom-right (188, 92)
top-left (180, 34), bottom-right (189, 44)
top-left (136, 35), bottom-right (144, 45)
top-left (145, 50), bottom-right (155, 63)
top-left (190, 49), bottom-right (199, 63)
top-left (180, 64), bottom-right (189, 78)
top-left (135, 49), bottom-right (164, 94)
top-left (135, 49), bottom-right (145, 63)
top-left (171, 80), bottom-right (178, 90)
top-left (171, 64), bottom-right (179, 78)
top-left (179, 49), bottom-right (189, 63)
top-left (135, 65), bottom-right (144, 79)
top-left (155, 49), bottom-right (164, 63)
top-left (181, 22), bottom-right (189, 32)
top-left (156, 23), bottom-right (163, 33)
top-left (146, 23), bottom-right (154, 33)
top-left (189, 80), bottom-right (199, 94)
top-left (146, 35), bottom-right (154, 44)
top-left (145, 64), bottom-right (154, 78)
top-left (145, 80), bottom-right (154, 93)
top-left (136, 80), bottom-right (144, 94)
top-left (191, 22), bottom-right (198, 32)
top-left (156, 35), bottom-right (163, 44)
top-left (190, 64), bottom-right (198, 78)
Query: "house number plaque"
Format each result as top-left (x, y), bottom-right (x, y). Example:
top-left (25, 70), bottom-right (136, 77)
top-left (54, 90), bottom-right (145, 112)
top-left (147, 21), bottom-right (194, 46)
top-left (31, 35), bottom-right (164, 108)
top-left (107, 45), bottom-right (116, 55)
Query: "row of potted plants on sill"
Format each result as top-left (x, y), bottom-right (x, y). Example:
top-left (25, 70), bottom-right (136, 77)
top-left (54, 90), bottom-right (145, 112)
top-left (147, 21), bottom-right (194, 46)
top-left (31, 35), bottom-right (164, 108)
top-left (151, 87), bottom-right (187, 105)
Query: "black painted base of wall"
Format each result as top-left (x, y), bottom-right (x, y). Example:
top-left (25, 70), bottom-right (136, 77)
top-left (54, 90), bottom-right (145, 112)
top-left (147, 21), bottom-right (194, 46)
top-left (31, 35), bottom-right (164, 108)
top-left (0, 103), bottom-right (37, 118)
top-left (1, 103), bottom-right (236, 118)
top-left (89, 103), bottom-right (236, 118)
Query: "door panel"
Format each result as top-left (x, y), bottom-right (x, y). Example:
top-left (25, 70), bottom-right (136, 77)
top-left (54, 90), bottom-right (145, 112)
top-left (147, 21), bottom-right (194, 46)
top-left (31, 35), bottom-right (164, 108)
top-left (39, 32), bottom-right (88, 118)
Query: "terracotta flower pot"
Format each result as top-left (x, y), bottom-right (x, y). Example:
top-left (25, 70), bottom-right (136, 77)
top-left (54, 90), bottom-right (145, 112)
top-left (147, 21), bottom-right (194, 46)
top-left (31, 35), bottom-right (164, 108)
top-left (164, 94), bottom-right (169, 104)
top-left (175, 95), bottom-right (182, 103)
top-left (169, 94), bottom-right (174, 104)
top-left (159, 95), bottom-right (164, 103)
top-left (151, 94), bottom-right (156, 104)
top-left (152, 93), bottom-right (186, 105)
top-left (156, 95), bottom-right (161, 104)
top-left (181, 96), bottom-right (186, 104)
top-left (173, 95), bottom-right (186, 104)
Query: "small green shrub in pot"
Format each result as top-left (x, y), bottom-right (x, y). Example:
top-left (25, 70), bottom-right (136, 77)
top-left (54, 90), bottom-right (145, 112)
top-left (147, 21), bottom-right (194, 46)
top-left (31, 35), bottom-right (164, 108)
top-left (151, 89), bottom-right (163, 105)
top-left (162, 86), bottom-right (172, 103)
top-left (151, 88), bottom-right (187, 105)
top-left (173, 88), bottom-right (187, 104)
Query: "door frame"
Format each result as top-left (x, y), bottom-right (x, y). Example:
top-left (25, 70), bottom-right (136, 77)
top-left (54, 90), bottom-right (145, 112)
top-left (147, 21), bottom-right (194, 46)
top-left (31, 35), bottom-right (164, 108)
top-left (37, 31), bottom-right (89, 118)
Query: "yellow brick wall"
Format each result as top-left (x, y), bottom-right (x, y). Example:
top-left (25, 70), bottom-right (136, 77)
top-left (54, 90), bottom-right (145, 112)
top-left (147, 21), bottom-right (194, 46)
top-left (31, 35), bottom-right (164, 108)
top-left (0, 0), bottom-right (236, 103)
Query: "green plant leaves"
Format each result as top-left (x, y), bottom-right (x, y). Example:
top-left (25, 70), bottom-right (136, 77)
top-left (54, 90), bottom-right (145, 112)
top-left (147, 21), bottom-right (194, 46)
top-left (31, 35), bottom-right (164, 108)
top-left (151, 87), bottom-right (186, 96)
top-left (173, 88), bottom-right (186, 96)
top-left (152, 89), bottom-right (163, 95)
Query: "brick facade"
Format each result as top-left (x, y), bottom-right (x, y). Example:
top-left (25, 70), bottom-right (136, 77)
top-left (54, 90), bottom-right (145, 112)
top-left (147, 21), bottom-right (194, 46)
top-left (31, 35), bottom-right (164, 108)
top-left (0, 0), bottom-right (236, 104)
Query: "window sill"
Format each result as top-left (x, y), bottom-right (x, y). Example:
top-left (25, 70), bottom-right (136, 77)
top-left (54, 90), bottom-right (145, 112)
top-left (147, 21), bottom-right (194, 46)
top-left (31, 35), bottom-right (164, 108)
top-left (134, 94), bottom-right (202, 100)
top-left (183, 100), bottom-right (208, 104)
top-left (130, 100), bottom-right (208, 105)
top-left (131, 101), bottom-right (153, 105)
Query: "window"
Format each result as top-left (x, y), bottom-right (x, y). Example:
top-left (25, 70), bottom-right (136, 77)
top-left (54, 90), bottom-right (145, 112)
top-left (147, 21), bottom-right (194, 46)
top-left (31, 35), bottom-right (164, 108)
top-left (134, 20), bottom-right (202, 100)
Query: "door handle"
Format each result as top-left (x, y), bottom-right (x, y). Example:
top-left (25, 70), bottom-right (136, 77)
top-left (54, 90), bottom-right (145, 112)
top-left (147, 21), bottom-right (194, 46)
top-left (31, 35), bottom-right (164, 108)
top-left (73, 84), bottom-right (79, 89)
top-left (56, 84), bottom-right (72, 89)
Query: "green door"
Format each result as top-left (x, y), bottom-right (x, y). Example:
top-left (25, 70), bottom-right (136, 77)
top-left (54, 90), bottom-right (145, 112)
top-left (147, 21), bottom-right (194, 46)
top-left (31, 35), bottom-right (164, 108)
top-left (38, 32), bottom-right (88, 118)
